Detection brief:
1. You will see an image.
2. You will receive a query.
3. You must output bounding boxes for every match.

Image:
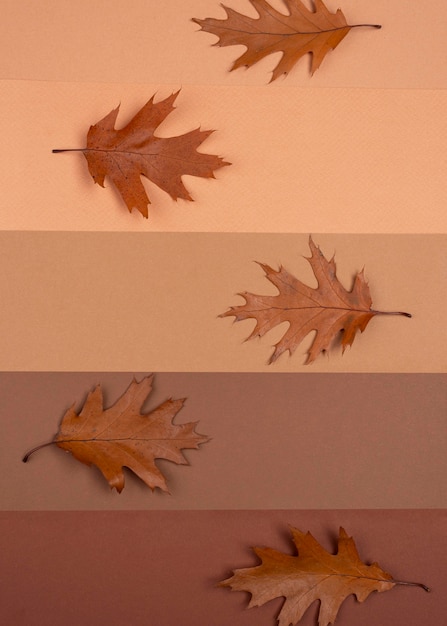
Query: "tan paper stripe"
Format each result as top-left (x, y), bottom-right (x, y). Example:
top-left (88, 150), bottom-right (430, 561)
top-left (0, 233), bottom-right (445, 372)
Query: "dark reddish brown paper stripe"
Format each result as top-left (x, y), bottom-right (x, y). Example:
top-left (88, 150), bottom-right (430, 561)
top-left (0, 509), bottom-right (444, 626)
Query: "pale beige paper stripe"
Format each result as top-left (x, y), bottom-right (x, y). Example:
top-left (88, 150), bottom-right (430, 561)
top-left (1, 0), bottom-right (445, 88)
top-left (0, 232), bottom-right (444, 372)
top-left (1, 81), bottom-right (446, 233)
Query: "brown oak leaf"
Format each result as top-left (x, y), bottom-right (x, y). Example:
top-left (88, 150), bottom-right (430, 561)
top-left (220, 527), bottom-right (429, 626)
top-left (53, 91), bottom-right (229, 218)
top-left (23, 375), bottom-right (209, 493)
top-left (193, 0), bottom-right (381, 81)
top-left (220, 236), bottom-right (411, 364)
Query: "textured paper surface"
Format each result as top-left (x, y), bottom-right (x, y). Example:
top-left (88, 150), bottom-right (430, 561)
top-left (2, 0), bottom-right (446, 88)
top-left (1, 81), bottom-right (446, 232)
top-left (1, 510), bottom-right (444, 625)
top-left (0, 233), bottom-right (444, 372)
top-left (3, 372), bottom-right (445, 510)
top-left (1, 2), bottom-right (446, 621)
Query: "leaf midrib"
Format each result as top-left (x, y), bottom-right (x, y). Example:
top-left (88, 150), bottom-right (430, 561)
top-left (84, 147), bottom-right (194, 163)
top-left (58, 437), bottom-right (193, 443)
top-left (244, 305), bottom-right (371, 313)
top-left (208, 25), bottom-right (350, 37)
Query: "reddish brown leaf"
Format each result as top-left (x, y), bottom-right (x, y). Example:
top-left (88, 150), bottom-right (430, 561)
top-left (23, 375), bottom-right (209, 493)
top-left (220, 236), bottom-right (411, 364)
top-left (193, 0), bottom-right (381, 81)
top-left (221, 527), bottom-right (429, 626)
top-left (53, 91), bottom-right (229, 218)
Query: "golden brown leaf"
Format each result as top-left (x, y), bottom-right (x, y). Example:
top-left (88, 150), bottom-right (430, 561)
top-left (53, 91), bottom-right (229, 218)
top-left (221, 527), bottom-right (429, 626)
top-left (193, 0), bottom-right (380, 81)
top-left (23, 375), bottom-right (209, 493)
top-left (220, 236), bottom-right (411, 364)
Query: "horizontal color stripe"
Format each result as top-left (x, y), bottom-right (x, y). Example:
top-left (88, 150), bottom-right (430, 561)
top-left (1, 1), bottom-right (445, 88)
top-left (0, 233), bottom-right (444, 372)
top-left (3, 372), bottom-right (445, 509)
top-left (1, 82), bottom-right (446, 232)
top-left (0, 509), bottom-right (444, 625)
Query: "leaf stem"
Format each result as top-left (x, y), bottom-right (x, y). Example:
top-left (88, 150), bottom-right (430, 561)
top-left (391, 578), bottom-right (431, 592)
top-left (52, 148), bottom-right (86, 153)
top-left (22, 440), bottom-right (57, 462)
top-left (371, 310), bottom-right (412, 318)
top-left (350, 24), bottom-right (382, 30)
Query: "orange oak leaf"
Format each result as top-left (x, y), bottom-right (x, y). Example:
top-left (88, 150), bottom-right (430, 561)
top-left (192, 0), bottom-right (381, 81)
top-left (23, 375), bottom-right (209, 493)
top-left (220, 237), bottom-right (411, 364)
top-left (53, 91), bottom-right (230, 218)
top-left (220, 527), bottom-right (429, 626)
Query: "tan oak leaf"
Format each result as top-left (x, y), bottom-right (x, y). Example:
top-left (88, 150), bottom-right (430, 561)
top-left (193, 0), bottom-right (380, 81)
top-left (53, 91), bottom-right (229, 218)
top-left (23, 375), bottom-right (209, 493)
top-left (221, 527), bottom-right (429, 626)
top-left (220, 237), bottom-right (411, 364)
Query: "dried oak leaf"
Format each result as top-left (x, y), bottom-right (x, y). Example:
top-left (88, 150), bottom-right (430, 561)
top-left (192, 0), bottom-right (381, 81)
top-left (221, 527), bottom-right (429, 626)
top-left (23, 375), bottom-right (209, 493)
top-left (53, 91), bottom-right (229, 218)
top-left (220, 236), bottom-right (411, 364)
